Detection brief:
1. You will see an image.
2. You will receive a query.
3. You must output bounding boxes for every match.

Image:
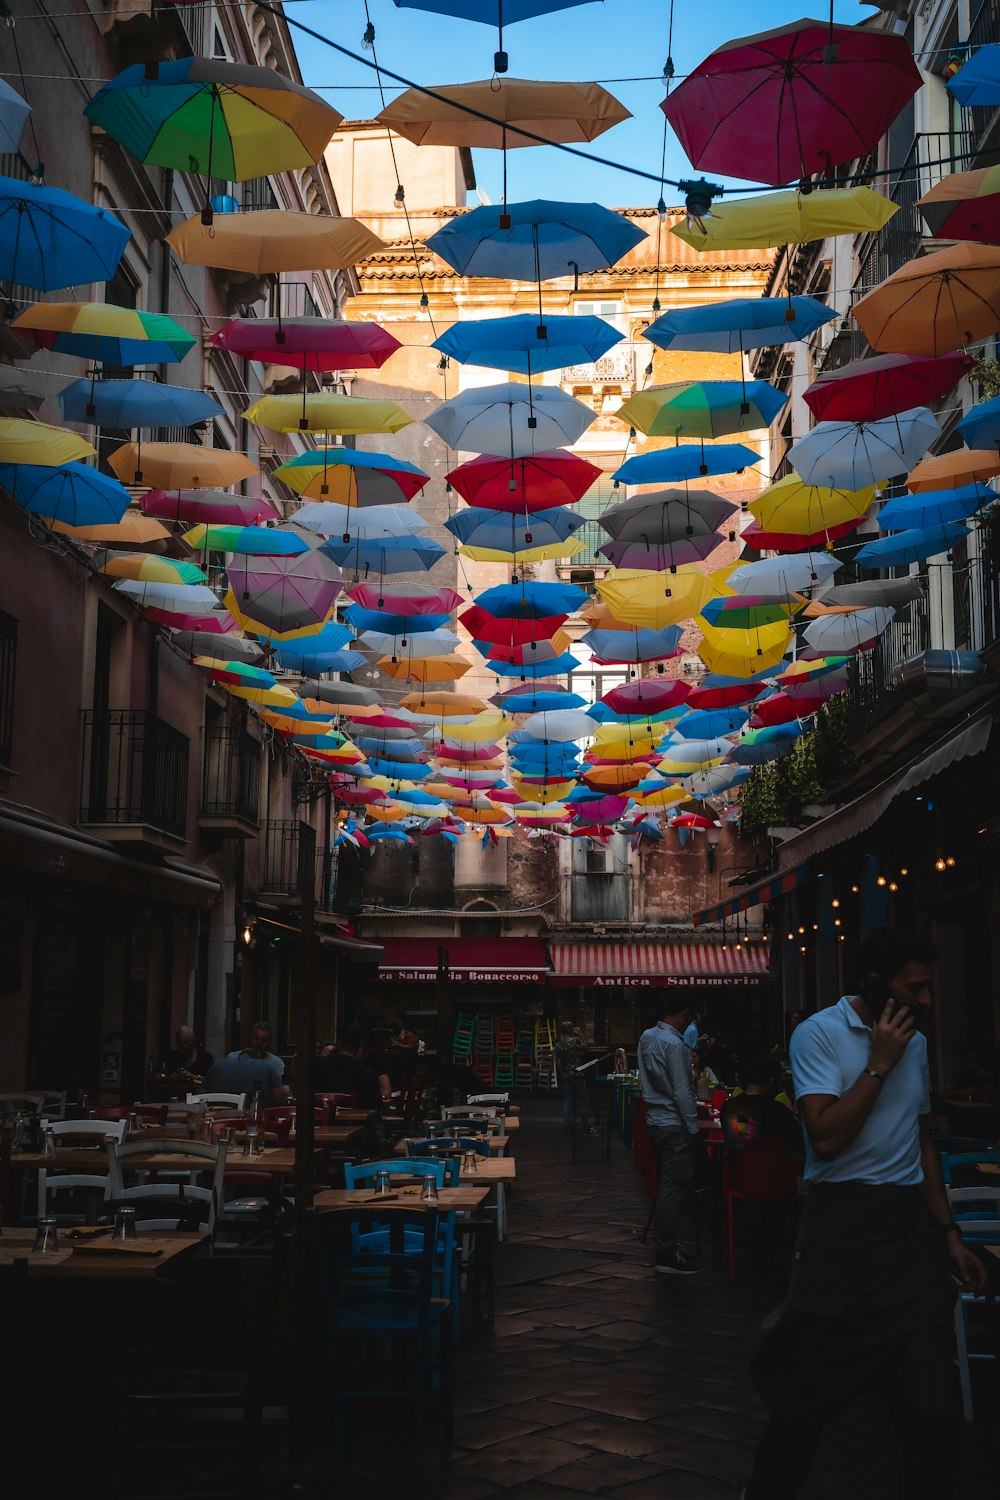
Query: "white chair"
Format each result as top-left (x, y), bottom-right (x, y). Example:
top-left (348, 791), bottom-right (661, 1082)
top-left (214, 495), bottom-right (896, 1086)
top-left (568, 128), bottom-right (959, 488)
top-left (187, 1092), bottom-right (246, 1111)
top-left (0, 1090), bottom-right (65, 1118)
top-left (467, 1093), bottom-right (509, 1107)
top-left (37, 1170), bottom-right (111, 1225)
top-left (106, 1139), bottom-right (225, 1232)
top-left (43, 1119), bottom-right (127, 1145)
top-left (441, 1105), bottom-right (500, 1121)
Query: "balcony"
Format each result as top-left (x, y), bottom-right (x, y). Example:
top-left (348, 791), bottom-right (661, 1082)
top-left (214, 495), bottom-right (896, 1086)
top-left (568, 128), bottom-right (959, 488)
top-left (843, 594), bottom-right (932, 744)
top-left (80, 709), bottom-right (189, 849)
top-left (562, 345), bottom-right (637, 386)
top-left (260, 819), bottom-right (336, 912)
top-left (199, 725), bottom-right (260, 837)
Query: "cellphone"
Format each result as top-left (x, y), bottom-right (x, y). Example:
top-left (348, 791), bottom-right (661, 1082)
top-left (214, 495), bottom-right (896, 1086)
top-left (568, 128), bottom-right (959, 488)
top-left (860, 974), bottom-right (891, 1011)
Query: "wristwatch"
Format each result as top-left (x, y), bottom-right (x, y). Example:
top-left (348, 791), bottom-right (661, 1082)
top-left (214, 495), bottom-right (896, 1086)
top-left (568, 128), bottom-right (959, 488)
top-left (863, 1068), bottom-right (886, 1084)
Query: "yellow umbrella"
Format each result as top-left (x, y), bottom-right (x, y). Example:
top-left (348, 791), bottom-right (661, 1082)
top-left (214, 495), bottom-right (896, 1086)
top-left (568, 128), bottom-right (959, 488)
top-left (459, 539), bottom-right (585, 564)
top-left (906, 448), bottom-right (1000, 492)
top-left (362, 774), bottom-right (423, 794)
top-left (400, 691), bottom-right (488, 715)
top-left (0, 418), bottom-right (94, 466)
top-left (378, 654), bottom-right (471, 682)
top-left (222, 682), bottom-right (301, 709)
top-left (98, 552), bottom-right (208, 584)
top-left (109, 442), bottom-right (257, 490)
top-left (224, 591), bottom-right (334, 643)
top-left (49, 512), bottom-right (170, 546)
top-left (671, 185), bottom-right (898, 252)
top-left (509, 779), bottom-right (575, 804)
top-left (697, 619), bottom-right (791, 677)
top-left (596, 567), bottom-right (721, 628)
top-left (438, 712), bottom-right (512, 742)
top-left (632, 784), bottom-right (688, 809)
top-left (244, 393), bottom-right (411, 436)
top-left (658, 750), bottom-right (727, 774)
top-left (589, 739), bottom-right (659, 762)
top-left (377, 77), bottom-right (630, 148)
top-left (165, 211), bottom-right (384, 273)
top-left (748, 474), bottom-right (875, 533)
top-left (454, 805), bottom-right (510, 825)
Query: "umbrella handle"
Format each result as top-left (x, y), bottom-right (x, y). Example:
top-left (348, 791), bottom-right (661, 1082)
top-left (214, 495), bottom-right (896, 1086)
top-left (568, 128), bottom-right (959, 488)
top-left (200, 86), bottom-right (219, 226)
top-left (494, 0), bottom-right (507, 74)
top-left (144, 0), bottom-right (159, 81)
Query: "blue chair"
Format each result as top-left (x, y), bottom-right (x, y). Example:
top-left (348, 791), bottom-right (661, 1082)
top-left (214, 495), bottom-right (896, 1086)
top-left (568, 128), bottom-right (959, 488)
top-left (404, 1141), bottom-right (471, 1176)
top-left (941, 1151), bottom-right (1000, 1186)
top-left (310, 1206), bottom-right (454, 1468)
top-left (948, 1207), bottom-right (1000, 1422)
top-left (935, 1137), bottom-right (996, 1155)
top-left (423, 1119), bottom-right (488, 1139)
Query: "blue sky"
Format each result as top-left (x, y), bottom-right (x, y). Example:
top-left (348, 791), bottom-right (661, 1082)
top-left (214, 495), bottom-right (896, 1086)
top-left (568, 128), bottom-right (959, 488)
top-left (288, 0), bottom-right (877, 207)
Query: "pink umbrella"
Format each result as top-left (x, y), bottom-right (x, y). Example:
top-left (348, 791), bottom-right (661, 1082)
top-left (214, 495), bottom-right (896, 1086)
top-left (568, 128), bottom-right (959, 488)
top-left (575, 794), bottom-right (628, 825)
top-left (685, 681), bottom-right (766, 711)
top-left (142, 489), bottom-right (278, 524)
top-left (349, 582), bottom-right (464, 615)
top-left (225, 552), bottom-right (343, 635)
top-left (750, 692), bottom-right (827, 728)
top-left (602, 679), bottom-right (691, 714)
top-left (432, 743), bottom-right (504, 762)
top-left (210, 317), bottom-right (402, 371)
top-left (145, 608), bottom-right (237, 631)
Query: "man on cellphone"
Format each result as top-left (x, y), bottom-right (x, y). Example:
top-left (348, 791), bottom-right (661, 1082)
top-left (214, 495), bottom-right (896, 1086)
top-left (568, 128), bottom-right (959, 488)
top-left (741, 924), bottom-right (986, 1500)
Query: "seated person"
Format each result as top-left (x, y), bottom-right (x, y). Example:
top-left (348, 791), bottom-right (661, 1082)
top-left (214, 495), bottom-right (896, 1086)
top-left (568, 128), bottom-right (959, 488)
top-left (720, 1054), bottom-right (803, 1157)
top-left (203, 1021), bottom-right (288, 1105)
top-left (161, 1025), bottom-right (214, 1085)
top-left (314, 1024), bottom-right (390, 1110)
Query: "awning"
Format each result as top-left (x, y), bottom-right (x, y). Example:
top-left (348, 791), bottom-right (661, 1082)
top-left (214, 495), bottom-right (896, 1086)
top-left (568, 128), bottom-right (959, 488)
top-left (549, 941), bottom-right (769, 988)
top-left (377, 937), bottom-right (549, 983)
top-left (693, 863), bottom-right (811, 928)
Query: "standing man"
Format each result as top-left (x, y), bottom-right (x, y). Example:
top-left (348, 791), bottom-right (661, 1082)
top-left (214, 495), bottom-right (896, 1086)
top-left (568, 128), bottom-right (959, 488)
top-left (683, 1012), bottom-right (700, 1051)
top-left (637, 998), bottom-right (701, 1275)
top-left (742, 925), bottom-right (986, 1500)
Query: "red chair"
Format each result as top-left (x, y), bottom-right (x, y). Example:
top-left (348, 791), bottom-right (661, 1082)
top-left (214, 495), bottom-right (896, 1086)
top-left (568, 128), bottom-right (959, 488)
top-left (711, 1088), bottom-right (729, 1114)
top-left (262, 1107), bottom-right (294, 1147)
top-left (725, 1137), bottom-right (801, 1280)
top-left (94, 1105), bottom-right (168, 1126)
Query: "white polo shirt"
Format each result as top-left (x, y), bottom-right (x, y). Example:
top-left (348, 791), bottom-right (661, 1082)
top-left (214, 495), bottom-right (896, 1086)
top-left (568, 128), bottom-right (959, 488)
top-left (791, 996), bottom-right (930, 1186)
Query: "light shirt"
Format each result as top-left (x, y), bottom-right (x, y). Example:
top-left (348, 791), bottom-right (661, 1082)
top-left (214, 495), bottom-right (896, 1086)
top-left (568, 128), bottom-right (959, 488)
top-left (637, 1020), bottom-right (698, 1134)
top-left (204, 1050), bottom-right (284, 1101)
top-left (682, 1021), bottom-right (700, 1051)
top-left (791, 996), bottom-right (930, 1186)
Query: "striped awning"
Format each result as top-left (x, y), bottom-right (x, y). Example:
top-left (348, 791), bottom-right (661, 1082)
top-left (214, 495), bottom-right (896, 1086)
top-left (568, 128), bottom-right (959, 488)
top-left (692, 863), bottom-right (810, 927)
top-left (550, 941), bottom-right (769, 987)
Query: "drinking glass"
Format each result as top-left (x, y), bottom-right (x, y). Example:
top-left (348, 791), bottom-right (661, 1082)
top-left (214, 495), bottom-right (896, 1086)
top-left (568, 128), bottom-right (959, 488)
top-left (216, 1125), bottom-right (234, 1152)
top-left (243, 1125), bottom-right (260, 1158)
top-left (463, 1149), bottom-right (478, 1173)
top-left (420, 1175), bottom-right (440, 1205)
top-left (112, 1207), bottom-right (137, 1242)
top-left (33, 1218), bottom-right (59, 1255)
top-left (375, 1169), bottom-right (391, 1197)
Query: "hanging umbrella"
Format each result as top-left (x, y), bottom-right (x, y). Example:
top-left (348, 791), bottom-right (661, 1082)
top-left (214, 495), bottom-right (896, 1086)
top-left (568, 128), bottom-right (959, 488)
top-left (774, 657), bottom-right (849, 688)
top-left (661, 20), bottom-right (921, 186)
top-left (114, 580), bottom-right (220, 615)
top-left (295, 680), bottom-right (380, 710)
top-left (378, 76), bottom-right (627, 149)
top-left (681, 766), bottom-right (750, 798)
top-left (875, 483), bottom-right (994, 531)
top-left (698, 620), bottom-right (792, 676)
top-left (350, 582), bottom-right (463, 615)
top-left (906, 448), bottom-right (1000, 492)
top-left (480, 633), bottom-right (574, 666)
top-left (489, 652), bottom-right (579, 677)
top-left (460, 607), bottom-right (569, 646)
top-left (274, 448), bottom-right (428, 504)
top-left (474, 581), bottom-right (588, 618)
top-left (425, 381), bottom-right (594, 457)
top-left (427, 200), bottom-right (644, 284)
top-left (658, 738), bottom-right (732, 772)
top-left (210, 317), bottom-right (401, 370)
top-left (294, 502), bottom-right (427, 540)
top-left (86, 59), bottom-right (342, 221)
top-left (109, 441), bottom-right (257, 489)
top-left (598, 488), bottom-right (738, 541)
top-left (446, 505), bottom-right (584, 550)
top-left (391, 1), bottom-right (599, 70)
top-left (644, 297), bottom-right (835, 354)
top-left (810, 580), bottom-right (922, 610)
top-left (581, 626), bottom-right (683, 663)
top-left (788, 408), bottom-right (939, 489)
top-left (224, 552), bottom-right (344, 638)
top-left (700, 596), bottom-right (796, 631)
top-left (803, 607), bottom-right (895, 655)
top-left (0, 176), bottom-right (130, 296)
top-left (344, 604), bottom-right (449, 635)
top-left (379, 654), bottom-right (472, 682)
top-left (173, 630), bottom-right (263, 664)
top-left (613, 444), bottom-right (761, 484)
top-left (521, 709), bottom-right (598, 741)
top-left (98, 552), bottom-right (206, 584)
top-left (671, 185), bottom-right (898, 252)
top-left (803, 351), bottom-right (972, 424)
top-left (947, 44), bottom-right (1000, 106)
top-left (854, 526), bottom-right (968, 570)
top-left (957, 395), bottom-right (1000, 449)
top-left (595, 567), bottom-right (719, 627)
top-left (401, 691), bottom-right (489, 716)
top-left (725, 553), bottom-right (841, 600)
top-left (851, 243), bottom-right (1000, 357)
top-left (141, 488), bottom-right (277, 524)
top-left (728, 728), bottom-right (802, 766)
top-left (13, 302), bottom-right (195, 364)
top-left (748, 474), bottom-right (875, 535)
top-left (245, 392), bottom-right (411, 436)
top-left (599, 533), bottom-right (725, 570)
top-left (742, 515), bottom-right (865, 553)
top-left (276, 637), bottom-right (363, 673)
top-left (362, 627), bottom-right (460, 658)
top-left (751, 693), bottom-right (827, 728)
top-left (672, 705), bottom-right (749, 740)
top-left (917, 167), bottom-right (1000, 244)
top-left (0, 370), bottom-right (47, 413)
top-left (0, 460), bottom-right (129, 525)
top-left (182, 524), bottom-right (309, 556)
top-left (685, 679), bottom-right (767, 711)
top-left (58, 378), bottom-right (222, 428)
top-left (617, 380), bottom-right (786, 438)
top-left (49, 511), bottom-right (171, 548)
top-left (0, 80), bottom-right (30, 155)
top-left (602, 679), bottom-right (690, 714)
top-left (321, 535), bottom-right (446, 574)
top-left (447, 449), bottom-right (600, 510)
top-left (433, 312), bottom-right (621, 375)
top-left (166, 210), bottom-right (384, 270)
top-left (0, 419), bottom-right (95, 467)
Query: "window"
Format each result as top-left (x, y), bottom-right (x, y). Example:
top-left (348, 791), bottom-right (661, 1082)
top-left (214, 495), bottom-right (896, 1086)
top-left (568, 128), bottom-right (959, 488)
top-left (585, 848), bottom-right (612, 875)
top-left (574, 300), bottom-right (623, 325)
top-left (0, 608), bottom-right (17, 766)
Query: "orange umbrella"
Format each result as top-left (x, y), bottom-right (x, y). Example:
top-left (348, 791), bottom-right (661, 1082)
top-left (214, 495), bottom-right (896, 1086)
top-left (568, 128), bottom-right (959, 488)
top-left (906, 448), bottom-right (1000, 492)
top-left (109, 441), bottom-right (257, 489)
top-left (378, 654), bottom-right (471, 683)
top-left (851, 242), bottom-right (1000, 356)
top-left (49, 512), bottom-right (171, 547)
top-left (401, 691), bottom-right (489, 716)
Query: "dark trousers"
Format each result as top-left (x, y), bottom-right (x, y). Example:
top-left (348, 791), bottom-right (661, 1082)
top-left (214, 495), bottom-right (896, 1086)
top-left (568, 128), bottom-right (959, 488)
top-left (748, 1405), bottom-right (959, 1500)
top-left (647, 1125), bottom-right (698, 1262)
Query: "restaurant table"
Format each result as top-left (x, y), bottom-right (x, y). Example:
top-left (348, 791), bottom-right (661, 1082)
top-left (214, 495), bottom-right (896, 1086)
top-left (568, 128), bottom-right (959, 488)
top-left (0, 1226), bottom-right (204, 1278)
top-left (11, 1145), bottom-right (316, 1178)
top-left (458, 1156), bottom-right (515, 1239)
top-left (394, 1133), bottom-right (510, 1157)
top-left (314, 1185), bottom-right (491, 1212)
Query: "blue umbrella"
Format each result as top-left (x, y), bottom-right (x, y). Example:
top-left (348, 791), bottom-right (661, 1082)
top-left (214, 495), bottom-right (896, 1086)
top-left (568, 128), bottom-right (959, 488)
top-left (854, 524), bottom-right (968, 569)
top-left (947, 45), bottom-right (1000, 106)
top-left (0, 175), bottom-right (130, 294)
top-left (582, 626), bottom-right (683, 663)
top-left (433, 313), bottom-right (621, 377)
top-left (491, 653), bottom-right (579, 677)
top-left (957, 396), bottom-right (1000, 449)
top-left (426, 200), bottom-right (645, 283)
top-left (319, 535), bottom-right (446, 574)
top-left (588, 702), bottom-right (682, 726)
top-left (475, 581), bottom-right (588, 617)
top-left (59, 378), bottom-right (223, 429)
top-left (0, 460), bottom-right (130, 525)
top-left (496, 690), bottom-right (587, 712)
top-left (613, 444), bottom-right (761, 484)
top-left (643, 297), bottom-right (835, 354)
top-left (875, 483), bottom-right (994, 531)
top-left (367, 825), bottom-right (414, 844)
top-left (445, 505), bottom-right (584, 551)
top-left (341, 605), bottom-right (450, 635)
top-left (366, 759), bottom-right (433, 782)
top-left (272, 621), bottom-right (357, 672)
top-left (672, 706), bottom-right (750, 739)
top-left (354, 738), bottom-right (427, 761)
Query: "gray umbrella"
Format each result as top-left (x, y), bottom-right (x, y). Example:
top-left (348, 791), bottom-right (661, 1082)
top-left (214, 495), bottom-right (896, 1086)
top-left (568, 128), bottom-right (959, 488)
top-left (597, 488), bottom-right (738, 542)
top-left (297, 679), bottom-right (380, 707)
top-left (812, 577), bottom-right (924, 608)
top-left (171, 630), bottom-right (263, 663)
top-left (0, 369), bottom-right (46, 413)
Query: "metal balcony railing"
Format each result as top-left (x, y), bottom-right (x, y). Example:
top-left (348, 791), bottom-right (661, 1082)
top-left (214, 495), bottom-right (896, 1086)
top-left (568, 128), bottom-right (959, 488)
top-left (260, 819), bottom-right (336, 911)
top-left (243, 177), bottom-right (280, 214)
top-left (80, 709), bottom-right (189, 838)
top-left (201, 725), bottom-right (260, 825)
top-left (270, 280), bottom-right (321, 322)
top-left (843, 594), bottom-right (932, 740)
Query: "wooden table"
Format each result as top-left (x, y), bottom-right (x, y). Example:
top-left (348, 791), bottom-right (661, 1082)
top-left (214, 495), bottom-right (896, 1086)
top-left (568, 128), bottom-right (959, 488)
top-left (0, 1227), bottom-right (204, 1278)
top-left (314, 1186), bottom-right (491, 1212)
top-left (457, 1156), bottom-right (515, 1239)
top-left (311, 1125), bottom-right (367, 1148)
top-left (12, 1146), bottom-right (312, 1178)
top-left (394, 1134), bottom-right (510, 1157)
top-left (332, 1109), bottom-right (380, 1125)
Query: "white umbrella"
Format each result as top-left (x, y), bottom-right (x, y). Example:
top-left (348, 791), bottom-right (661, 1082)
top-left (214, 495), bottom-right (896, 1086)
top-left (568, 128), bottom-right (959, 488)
top-left (292, 502), bottom-right (428, 538)
top-left (725, 553), bottom-right (841, 600)
top-left (789, 407), bottom-right (939, 489)
top-left (803, 607), bottom-right (895, 654)
top-left (113, 580), bottom-right (221, 615)
top-left (424, 381), bottom-right (595, 458)
top-left (521, 709), bottom-right (599, 741)
top-left (681, 766), bottom-right (749, 797)
top-left (359, 627), bottom-right (460, 657)
top-left (659, 736), bottom-right (735, 769)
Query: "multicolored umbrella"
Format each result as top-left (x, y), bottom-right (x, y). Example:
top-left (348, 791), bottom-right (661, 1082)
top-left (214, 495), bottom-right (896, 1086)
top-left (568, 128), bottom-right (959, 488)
top-left (947, 44), bottom-right (1000, 106)
top-left (701, 596), bottom-right (796, 631)
top-left (224, 552), bottom-right (344, 638)
top-left (802, 351), bottom-right (971, 424)
top-left (917, 167), bottom-right (1000, 243)
top-left (210, 317), bottom-right (401, 371)
top-left (851, 242), bottom-right (1000, 356)
top-left (98, 552), bottom-right (206, 584)
top-left (446, 449), bottom-right (600, 510)
top-left (182, 524), bottom-right (309, 556)
top-left (0, 460), bottom-right (128, 525)
top-left (141, 489), bottom-right (277, 525)
top-left (671, 185), bottom-right (898, 252)
top-left (741, 516), bottom-right (865, 553)
top-left (617, 380), bottom-right (786, 439)
top-left (109, 442), bottom-right (257, 490)
top-left (0, 175), bottom-right (130, 294)
top-left (599, 533), bottom-right (724, 570)
top-left (13, 302), bottom-right (195, 364)
top-left (274, 448), bottom-right (428, 504)
top-left (166, 210), bottom-right (384, 271)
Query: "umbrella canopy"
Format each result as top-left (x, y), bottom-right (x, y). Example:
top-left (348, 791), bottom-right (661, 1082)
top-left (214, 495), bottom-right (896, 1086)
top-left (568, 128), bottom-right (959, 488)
top-left (802, 350), bottom-right (971, 424)
top-left (876, 483), bottom-right (994, 531)
top-left (446, 505), bottom-right (584, 553)
top-left (0, 419), bottom-right (95, 467)
top-left (272, 622), bottom-right (359, 671)
top-left (474, 580), bottom-right (588, 618)
top-left (49, 511), bottom-right (171, 548)
top-left (141, 488), bottom-right (277, 524)
top-left (803, 608), bottom-right (895, 654)
top-left (210, 317), bottom-right (401, 371)
top-left (946, 44), bottom-right (1000, 106)
top-left (109, 442), bottom-right (257, 489)
top-left (917, 166), bottom-right (1000, 243)
top-left (671, 185), bottom-right (898, 252)
top-left (173, 630), bottom-right (263, 664)
top-left (726, 552), bottom-right (840, 600)
top-left (0, 175), bottom-right (130, 293)
top-left (85, 58), bottom-right (341, 184)
top-left (225, 552), bottom-right (343, 636)
top-left (596, 567), bottom-right (719, 627)
top-left (581, 626), bottom-right (684, 663)
top-left (957, 394), bottom-right (1000, 449)
top-left (446, 449), bottom-right (600, 510)
top-left (599, 533), bottom-right (724, 570)
top-left (0, 80), bottom-right (30, 155)
top-left (697, 620), bottom-right (792, 677)
top-left (686, 679), bottom-right (767, 711)
top-left (350, 582), bottom-right (463, 615)
top-left (322, 535), bottom-right (447, 574)
top-left (751, 693), bottom-right (826, 727)
top-left (100, 552), bottom-right (205, 585)
top-left (521, 709), bottom-right (598, 741)
top-left (13, 302), bottom-right (194, 364)
top-left (425, 381), bottom-right (593, 457)
top-left (854, 526), bottom-right (968, 570)
top-left (426, 199), bottom-right (645, 281)
top-left (244, 393), bottom-right (411, 436)
top-left (852, 242), bottom-right (1000, 356)
top-left (906, 448), bottom-right (1000, 492)
top-left (489, 652), bottom-right (578, 677)
top-left (378, 76), bottom-right (628, 147)
top-left (114, 580), bottom-right (220, 615)
top-left (728, 727), bottom-right (802, 765)
top-left (617, 381), bottom-right (786, 438)
top-left (603, 679), bottom-right (690, 715)
top-left (166, 210), bottom-right (384, 271)
top-left (789, 408), bottom-right (939, 489)
top-left (662, 19), bottom-right (921, 186)
top-left (613, 444), bottom-right (761, 484)
top-left (295, 503), bottom-right (427, 539)
top-left (0, 460), bottom-right (129, 525)
top-left (182, 524), bottom-right (309, 556)
top-left (274, 447), bottom-right (428, 504)
top-left (701, 596), bottom-right (795, 631)
top-left (742, 515), bottom-right (865, 553)
top-left (363, 627), bottom-right (460, 658)
top-left (58, 378), bottom-right (222, 429)
top-left (433, 312), bottom-right (621, 376)
top-left (598, 488), bottom-right (738, 541)
top-left (748, 473), bottom-right (875, 534)
top-left (379, 653), bottom-right (471, 682)
top-left (811, 580), bottom-right (921, 610)
top-left (0, 370), bottom-right (46, 413)
top-left (644, 296), bottom-right (835, 354)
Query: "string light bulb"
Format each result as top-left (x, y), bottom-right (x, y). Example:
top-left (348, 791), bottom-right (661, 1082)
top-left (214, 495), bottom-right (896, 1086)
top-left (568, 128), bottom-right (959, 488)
top-left (935, 857), bottom-right (946, 871)
top-left (877, 875), bottom-right (887, 887)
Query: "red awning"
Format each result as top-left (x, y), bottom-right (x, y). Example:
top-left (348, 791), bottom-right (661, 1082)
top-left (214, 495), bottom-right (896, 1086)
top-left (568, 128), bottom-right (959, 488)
top-left (550, 941), bottom-right (769, 988)
top-left (377, 937), bottom-right (549, 984)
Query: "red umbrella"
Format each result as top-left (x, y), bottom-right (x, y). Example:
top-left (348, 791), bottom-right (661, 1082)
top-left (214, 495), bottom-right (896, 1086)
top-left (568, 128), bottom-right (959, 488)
top-left (210, 317), bottom-right (402, 371)
top-left (446, 449), bottom-right (601, 511)
top-left (602, 678), bottom-right (691, 714)
top-left (430, 743), bottom-right (504, 762)
top-left (662, 20), bottom-right (921, 186)
top-left (685, 680), bottom-right (767, 711)
top-left (742, 516), bottom-right (866, 553)
top-left (750, 692), bottom-right (827, 728)
top-left (671, 813), bottom-right (717, 830)
top-left (459, 605), bottom-right (567, 645)
top-left (803, 351), bottom-right (971, 423)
